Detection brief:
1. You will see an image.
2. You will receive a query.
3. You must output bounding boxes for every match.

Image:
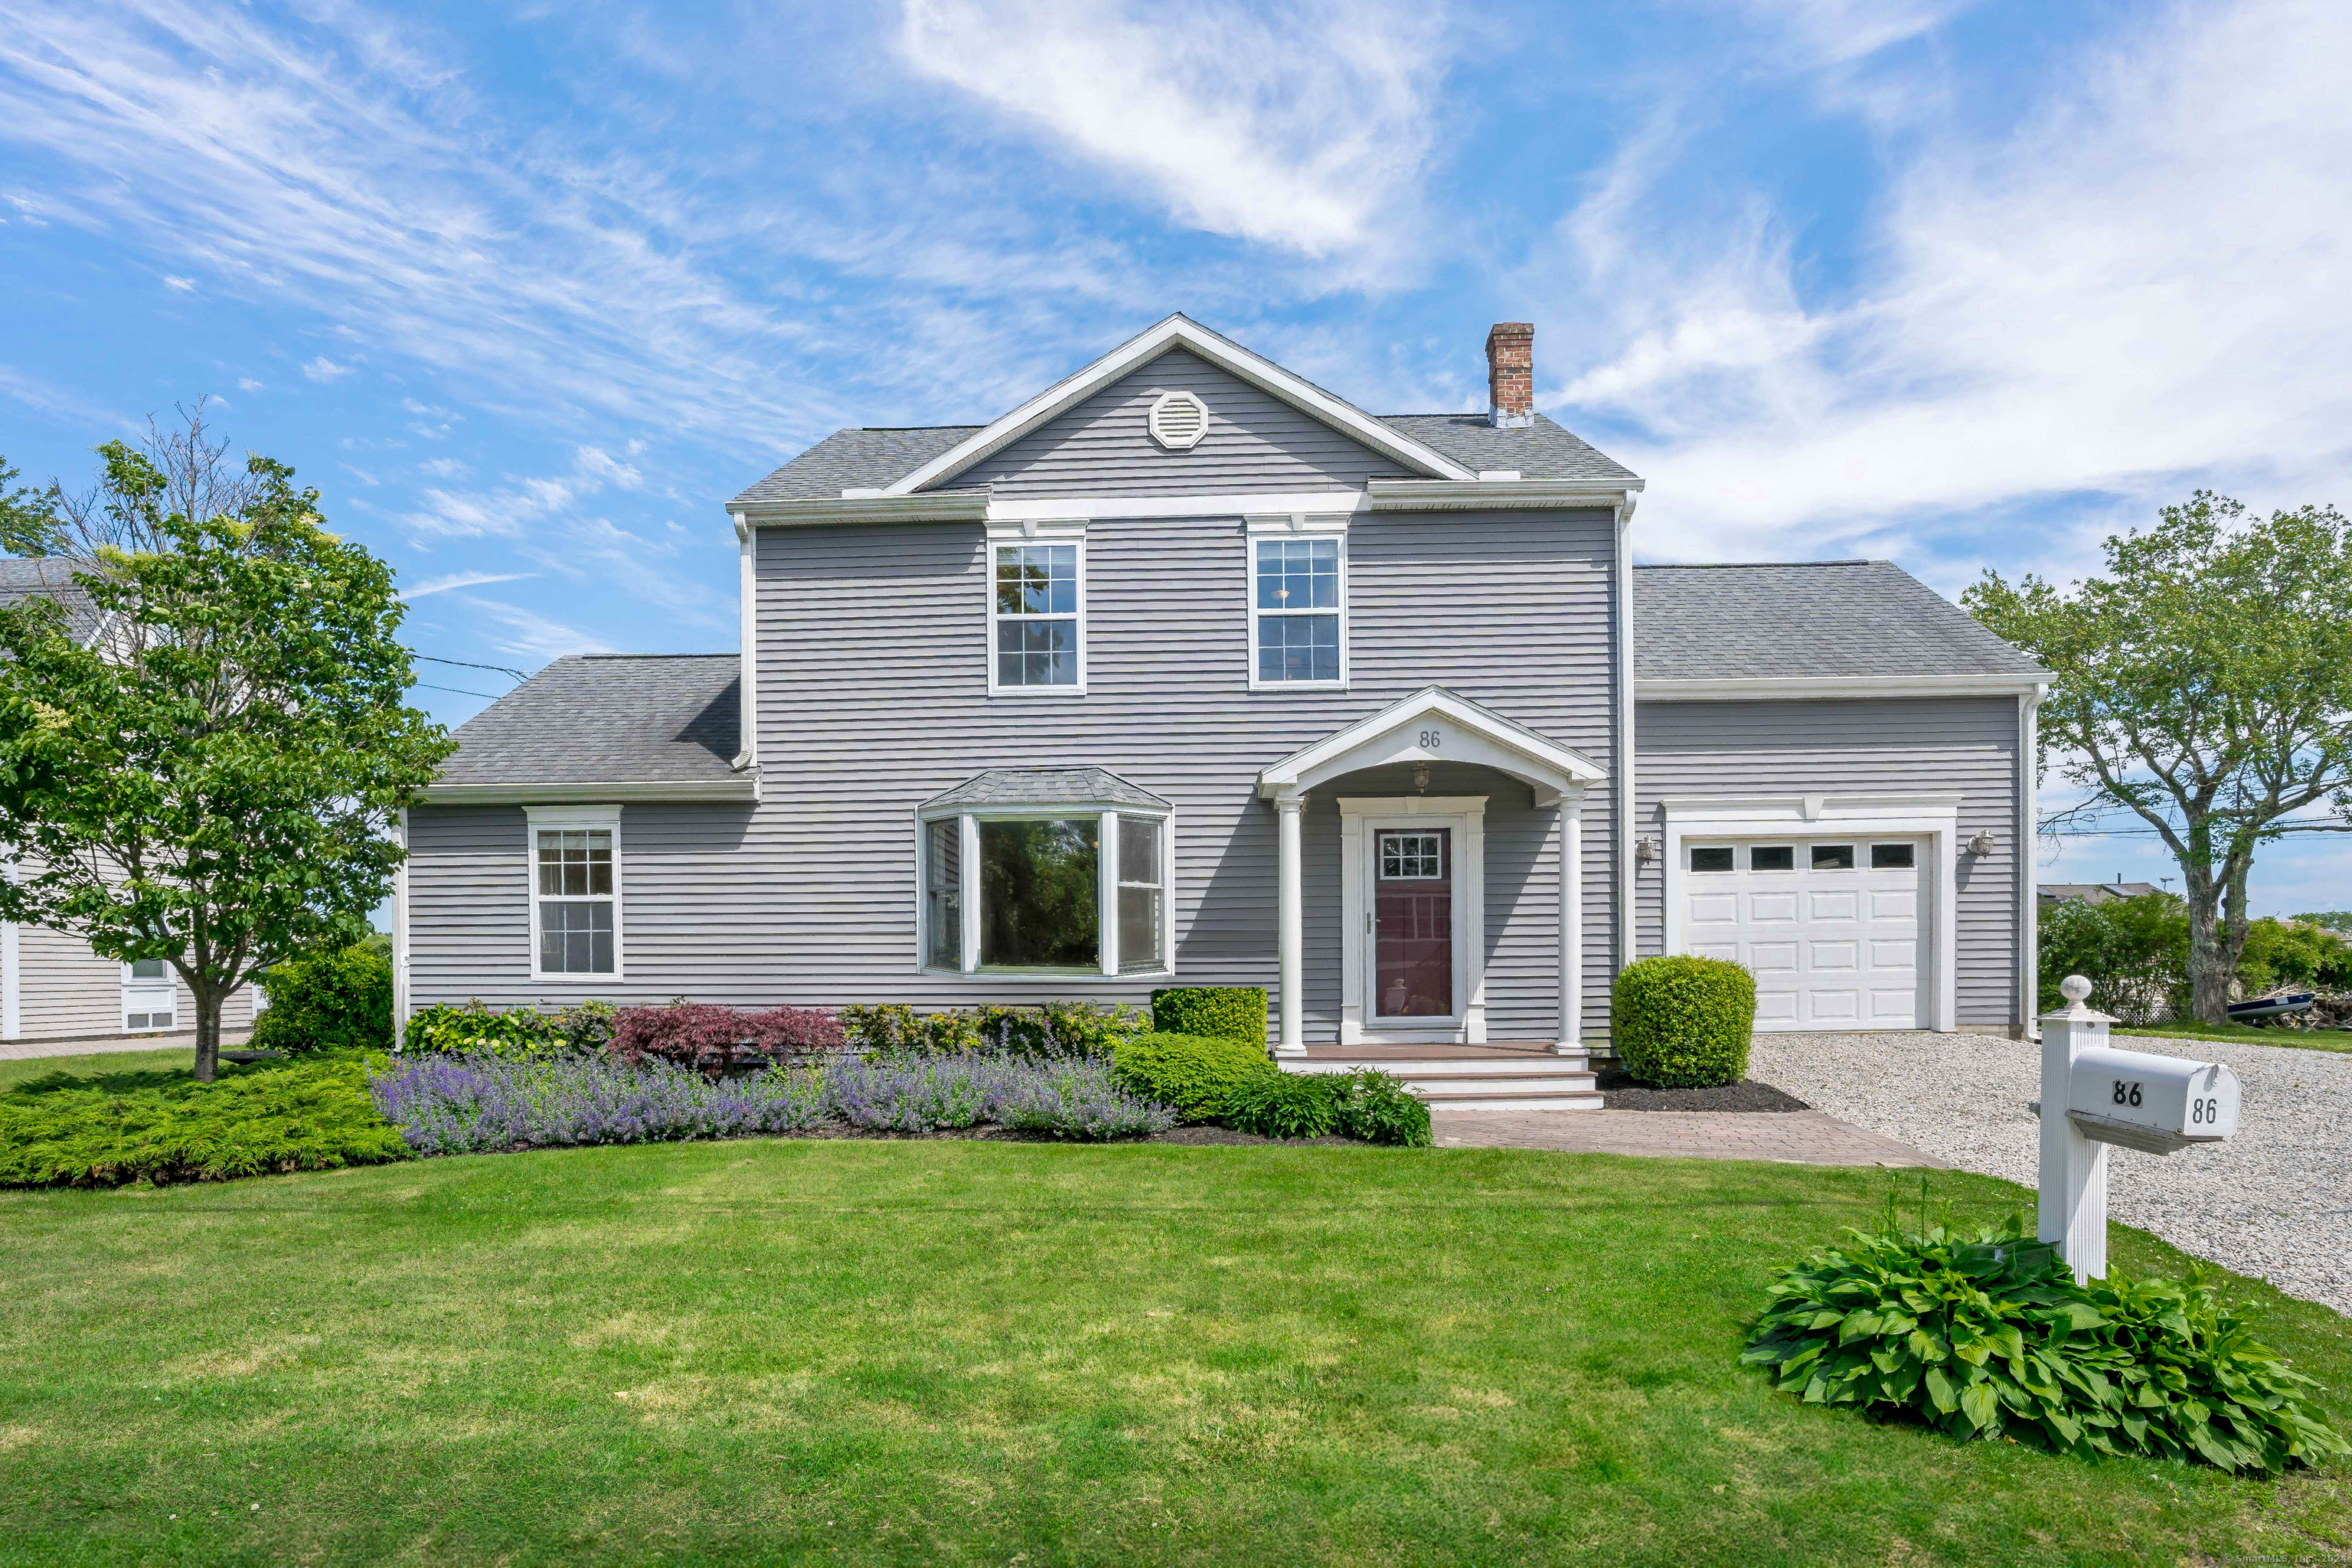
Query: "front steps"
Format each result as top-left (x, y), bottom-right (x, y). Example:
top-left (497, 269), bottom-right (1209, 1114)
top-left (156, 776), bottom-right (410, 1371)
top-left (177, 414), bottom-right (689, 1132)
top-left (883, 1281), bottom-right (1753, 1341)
top-left (1281, 1050), bottom-right (1602, 1111)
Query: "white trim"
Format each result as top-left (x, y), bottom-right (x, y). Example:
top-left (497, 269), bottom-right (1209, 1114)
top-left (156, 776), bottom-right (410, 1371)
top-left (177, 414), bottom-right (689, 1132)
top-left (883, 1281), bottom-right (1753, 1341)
top-left (882, 315), bottom-right (1476, 495)
top-left (391, 808), bottom-right (410, 1044)
top-left (2020, 691), bottom-right (2041, 1036)
top-left (1638, 673), bottom-right (2053, 701)
top-left (1559, 802), bottom-right (1582, 1052)
top-left (913, 799), bottom-right (1175, 980)
top-left (1338, 796), bottom-right (1487, 1045)
top-left (735, 491), bottom-right (990, 527)
top-left (523, 804), bottom-right (624, 984)
top-left (733, 514), bottom-right (758, 773)
top-left (990, 490), bottom-right (1368, 524)
top-left (1367, 477), bottom-right (1642, 511)
top-left (421, 780), bottom-right (756, 805)
top-left (985, 527), bottom-right (1089, 698)
top-left (1658, 793), bottom-right (1962, 1033)
top-left (1146, 389), bottom-right (1209, 451)
top-left (1615, 495), bottom-right (1636, 983)
top-left (1244, 514), bottom-right (1350, 691)
top-left (1257, 685), bottom-right (1604, 805)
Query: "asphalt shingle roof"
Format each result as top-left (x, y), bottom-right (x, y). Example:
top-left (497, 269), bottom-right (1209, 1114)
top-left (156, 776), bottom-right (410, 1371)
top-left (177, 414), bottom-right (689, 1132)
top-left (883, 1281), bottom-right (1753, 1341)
top-left (437, 655), bottom-right (742, 788)
top-left (0, 557), bottom-right (103, 641)
top-left (1634, 560), bottom-right (2047, 681)
top-left (731, 413), bottom-right (1635, 505)
top-left (920, 767), bottom-right (1169, 812)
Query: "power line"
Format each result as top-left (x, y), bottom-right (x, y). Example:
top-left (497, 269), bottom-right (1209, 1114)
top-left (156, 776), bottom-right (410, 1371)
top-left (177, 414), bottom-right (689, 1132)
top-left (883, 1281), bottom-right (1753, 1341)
top-left (412, 681), bottom-right (504, 700)
top-left (414, 653), bottom-right (526, 681)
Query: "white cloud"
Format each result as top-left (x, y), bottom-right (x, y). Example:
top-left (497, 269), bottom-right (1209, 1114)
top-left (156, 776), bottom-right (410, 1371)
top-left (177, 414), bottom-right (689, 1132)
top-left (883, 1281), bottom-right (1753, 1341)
top-left (403, 569), bottom-right (532, 599)
top-left (416, 456), bottom-right (468, 479)
top-left (237, 376), bottom-right (263, 391)
top-left (1711, 0), bottom-right (1971, 67)
top-left (573, 445), bottom-right (642, 490)
top-left (162, 273), bottom-right (194, 291)
top-left (303, 355), bottom-right (353, 381)
top-left (461, 596), bottom-right (616, 660)
top-left (895, 0), bottom-right (1452, 265)
top-left (1546, 0), bottom-right (2352, 575)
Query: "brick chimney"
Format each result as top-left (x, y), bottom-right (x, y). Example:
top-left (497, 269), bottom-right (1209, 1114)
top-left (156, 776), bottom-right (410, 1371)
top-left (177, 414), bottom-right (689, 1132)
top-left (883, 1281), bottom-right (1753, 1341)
top-left (1485, 322), bottom-right (1534, 429)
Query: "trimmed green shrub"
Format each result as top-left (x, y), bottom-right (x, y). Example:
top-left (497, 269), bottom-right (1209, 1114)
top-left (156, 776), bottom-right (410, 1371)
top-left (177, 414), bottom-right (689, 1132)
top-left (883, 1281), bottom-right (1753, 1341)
top-left (1148, 986), bottom-right (1267, 1044)
top-left (400, 1000), bottom-right (612, 1060)
top-left (0, 1057), bottom-right (409, 1187)
top-left (1110, 1031), bottom-right (1276, 1122)
top-left (1224, 1073), bottom-right (1338, 1138)
top-left (1744, 1211), bottom-right (2347, 1474)
top-left (1329, 1069), bottom-right (1432, 1147)
top-left (250, 939), bottom-right (392, 1054)
top-left (1612, 955), bottom-right (1755, 1088)
top-left (840, 1001), bottom-right (1145, 1061)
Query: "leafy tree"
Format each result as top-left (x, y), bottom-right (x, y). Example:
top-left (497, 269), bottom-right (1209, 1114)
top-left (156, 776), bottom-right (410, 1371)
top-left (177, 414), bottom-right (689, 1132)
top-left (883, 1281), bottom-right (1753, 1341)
top-left (0, 455), bottom-right (65, 558)
top-left (2292, 910), bottom-right (2352, 935)
top-left (2036, 893), bottom-right (2189, 1024)
top-left (1968, 494), bottom-right (2352, 1023)
top-left (0, 439), bottom-right (452, 1081)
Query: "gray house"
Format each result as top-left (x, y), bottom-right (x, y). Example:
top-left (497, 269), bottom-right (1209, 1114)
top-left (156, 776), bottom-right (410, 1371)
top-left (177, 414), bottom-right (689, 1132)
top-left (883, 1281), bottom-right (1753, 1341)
top-left (398, 315), bottom-right (2048, 1103)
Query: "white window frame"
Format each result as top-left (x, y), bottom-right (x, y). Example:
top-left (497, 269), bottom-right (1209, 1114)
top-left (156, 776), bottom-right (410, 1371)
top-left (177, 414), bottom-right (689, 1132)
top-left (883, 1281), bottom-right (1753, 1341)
top-left (913, 802), bottom-right (1175, 979)
top-left (121, 956), bottom-right (177, 1033)
top-left (1244, 513), bottom-right (1348, 691)
top-left (524, 804), bottom-right (625, 982)
top-left (985, 520), bottom-right (1088, 697)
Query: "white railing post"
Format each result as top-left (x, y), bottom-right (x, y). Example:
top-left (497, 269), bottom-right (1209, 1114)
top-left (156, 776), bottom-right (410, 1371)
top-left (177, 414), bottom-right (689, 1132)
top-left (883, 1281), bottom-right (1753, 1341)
top-left (2038, 974), bottom-right (2112, 1282)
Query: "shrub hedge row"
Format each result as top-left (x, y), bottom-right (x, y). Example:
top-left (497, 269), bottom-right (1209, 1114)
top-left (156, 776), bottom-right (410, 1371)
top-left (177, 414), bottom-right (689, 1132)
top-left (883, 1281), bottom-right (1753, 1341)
top-left (1109, 1031), bottom-right (1276, 1121)
top-left (1148, 986), bottom-right (1267, 1044)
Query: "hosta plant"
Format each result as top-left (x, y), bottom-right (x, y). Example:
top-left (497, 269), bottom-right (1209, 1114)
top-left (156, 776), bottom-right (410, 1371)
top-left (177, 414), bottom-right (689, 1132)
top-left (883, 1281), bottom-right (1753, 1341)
top-left (1743, 1208), bottom-right (2346, 1474)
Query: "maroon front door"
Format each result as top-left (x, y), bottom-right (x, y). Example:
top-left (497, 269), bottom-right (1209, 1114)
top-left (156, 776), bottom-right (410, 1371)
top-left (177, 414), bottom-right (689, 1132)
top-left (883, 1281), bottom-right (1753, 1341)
top-left (1374, 828), bottom-right (1453, 1018)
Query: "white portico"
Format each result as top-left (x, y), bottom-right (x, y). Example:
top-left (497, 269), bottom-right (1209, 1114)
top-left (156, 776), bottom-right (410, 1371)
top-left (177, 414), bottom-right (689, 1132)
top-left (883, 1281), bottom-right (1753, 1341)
top-left (1254, 687), bottom-right (1606, 1064)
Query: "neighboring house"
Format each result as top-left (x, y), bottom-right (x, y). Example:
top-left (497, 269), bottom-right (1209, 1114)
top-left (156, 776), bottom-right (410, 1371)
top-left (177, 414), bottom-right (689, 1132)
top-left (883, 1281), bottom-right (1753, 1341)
top-left (2040, 880), bottom-right (2163, 908)
top-left (0, 558), bottom-right (259, 1045)
top-left (399, 315), bottom-right (2050, 1082)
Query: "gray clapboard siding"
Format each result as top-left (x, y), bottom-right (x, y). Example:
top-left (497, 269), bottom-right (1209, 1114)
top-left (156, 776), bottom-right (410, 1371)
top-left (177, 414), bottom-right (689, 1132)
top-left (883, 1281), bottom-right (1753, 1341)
top-left (938, 349), bottom-right (1417, 498)
top-left (1632, 697), bottom-right (2020, 1029)
top-left (740, 505), bottom-right (1618, 1040)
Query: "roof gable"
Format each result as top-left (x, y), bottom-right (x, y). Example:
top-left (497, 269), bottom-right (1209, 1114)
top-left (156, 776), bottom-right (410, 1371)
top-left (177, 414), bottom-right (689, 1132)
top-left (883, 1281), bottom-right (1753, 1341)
top-left (886, 314), bottom-right (1476, 495)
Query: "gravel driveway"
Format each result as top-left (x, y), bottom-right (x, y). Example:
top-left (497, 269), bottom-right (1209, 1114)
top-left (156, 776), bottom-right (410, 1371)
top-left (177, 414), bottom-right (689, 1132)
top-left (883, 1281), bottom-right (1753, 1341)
top-left (1749, 1031), bottom-right (2352, 1315)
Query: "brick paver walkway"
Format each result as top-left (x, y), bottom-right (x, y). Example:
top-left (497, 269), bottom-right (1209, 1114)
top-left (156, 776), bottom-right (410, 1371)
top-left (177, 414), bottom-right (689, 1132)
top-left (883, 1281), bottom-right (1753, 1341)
top-left (1432, 1108), bottom-right (1945, 1167)
top-left (0, 1026), bottom-right (252, 1063)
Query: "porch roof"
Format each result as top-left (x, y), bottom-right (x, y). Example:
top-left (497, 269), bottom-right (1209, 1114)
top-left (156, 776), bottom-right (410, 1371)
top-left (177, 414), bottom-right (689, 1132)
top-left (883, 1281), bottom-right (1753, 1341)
top-left (1256, 686), bottom-right (1604, 807)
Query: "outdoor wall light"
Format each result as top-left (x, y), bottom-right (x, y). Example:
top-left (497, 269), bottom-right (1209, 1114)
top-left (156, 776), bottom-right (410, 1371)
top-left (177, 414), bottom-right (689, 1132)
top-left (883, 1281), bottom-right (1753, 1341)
top-left (1412, 762), bottom-right (1430, 793)
top-left (1967, 831), bottom-right (1998, 856)
top-left (1635, 836), bottom-right (1660, 863)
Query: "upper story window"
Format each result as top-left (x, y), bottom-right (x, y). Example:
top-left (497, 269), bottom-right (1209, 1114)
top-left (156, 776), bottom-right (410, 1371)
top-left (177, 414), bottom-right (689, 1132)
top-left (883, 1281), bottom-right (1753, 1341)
top-left (1246, 517), bottom-right (1348, 688)
top-left (988, 527), bottom-right (1086, 695)
top-left (525, 805), bottom-right (622, 978)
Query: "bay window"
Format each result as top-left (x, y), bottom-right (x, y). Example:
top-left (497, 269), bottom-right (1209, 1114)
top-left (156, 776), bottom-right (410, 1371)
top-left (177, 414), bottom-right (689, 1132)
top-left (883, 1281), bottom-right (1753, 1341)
top-left (916, 779), bottom-right (1171, 976)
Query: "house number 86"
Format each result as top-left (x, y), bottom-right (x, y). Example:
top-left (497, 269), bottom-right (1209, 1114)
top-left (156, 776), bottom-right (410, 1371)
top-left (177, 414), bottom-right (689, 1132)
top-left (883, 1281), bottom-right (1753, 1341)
top-left (1419, 729), bottom-right (1442, 750)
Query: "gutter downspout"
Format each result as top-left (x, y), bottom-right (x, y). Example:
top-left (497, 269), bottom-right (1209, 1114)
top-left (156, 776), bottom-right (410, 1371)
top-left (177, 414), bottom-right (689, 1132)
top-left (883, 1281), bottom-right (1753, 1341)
top-left (2019, 689), bottom-right (2043, 1039)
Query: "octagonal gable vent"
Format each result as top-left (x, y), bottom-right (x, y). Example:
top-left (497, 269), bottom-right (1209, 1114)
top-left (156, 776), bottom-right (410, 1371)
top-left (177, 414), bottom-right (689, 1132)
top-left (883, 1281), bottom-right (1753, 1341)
top-left (1147, 389), bottom-right (1209, 451)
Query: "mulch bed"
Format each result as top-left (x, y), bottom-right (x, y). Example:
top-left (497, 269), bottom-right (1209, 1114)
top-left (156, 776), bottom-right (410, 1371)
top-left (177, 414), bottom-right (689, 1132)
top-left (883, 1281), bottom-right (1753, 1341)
top-left (1595, 1065), bottom-right (1810, 1112)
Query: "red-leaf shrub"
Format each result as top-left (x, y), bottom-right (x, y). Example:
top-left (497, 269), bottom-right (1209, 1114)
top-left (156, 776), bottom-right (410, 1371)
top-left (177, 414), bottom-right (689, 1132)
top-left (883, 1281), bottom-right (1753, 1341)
top-left (611, 1002), bottom-right (844, 1072)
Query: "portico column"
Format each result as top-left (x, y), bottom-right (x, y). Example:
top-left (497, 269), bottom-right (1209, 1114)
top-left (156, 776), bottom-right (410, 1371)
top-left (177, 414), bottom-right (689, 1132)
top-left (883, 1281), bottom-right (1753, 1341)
top-left (1276, 795), bottom-right (1305, 1056)
top-left (1557, 802), bottom-right (1582, 1054)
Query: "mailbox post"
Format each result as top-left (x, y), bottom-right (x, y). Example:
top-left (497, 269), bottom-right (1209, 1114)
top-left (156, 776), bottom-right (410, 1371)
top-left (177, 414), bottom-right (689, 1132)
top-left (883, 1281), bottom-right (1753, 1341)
top-left (2037, 975), bottom-right (2243, 1282)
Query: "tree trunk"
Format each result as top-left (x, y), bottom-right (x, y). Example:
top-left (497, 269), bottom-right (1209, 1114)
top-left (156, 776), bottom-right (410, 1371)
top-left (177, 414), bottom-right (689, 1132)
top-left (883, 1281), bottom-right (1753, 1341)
top-left (2186, 880), bottom-right (2232, 1026)
top-left (192, 985), bottom-right (220, 1083)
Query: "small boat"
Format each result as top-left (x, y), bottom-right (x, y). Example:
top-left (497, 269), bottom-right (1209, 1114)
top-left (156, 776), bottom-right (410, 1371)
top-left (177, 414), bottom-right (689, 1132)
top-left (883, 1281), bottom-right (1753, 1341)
top-left (2228, 991), bottom-right (2316, 1022)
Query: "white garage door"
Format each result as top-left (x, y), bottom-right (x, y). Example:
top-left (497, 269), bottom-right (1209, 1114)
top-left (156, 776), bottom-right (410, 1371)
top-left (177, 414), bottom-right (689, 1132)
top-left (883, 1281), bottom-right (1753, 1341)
top-left (1681, 838), bottom-right (1924, 1031)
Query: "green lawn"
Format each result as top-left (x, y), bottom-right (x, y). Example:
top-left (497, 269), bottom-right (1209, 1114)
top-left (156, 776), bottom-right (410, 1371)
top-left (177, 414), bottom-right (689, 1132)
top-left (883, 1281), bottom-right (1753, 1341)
top-left (0, 1046), bottom-right (237, 1095)
top-left (2113, 1021), bottom-right (2352, 1053)
top-left (4, 1129), bottom-right (2349, 1566)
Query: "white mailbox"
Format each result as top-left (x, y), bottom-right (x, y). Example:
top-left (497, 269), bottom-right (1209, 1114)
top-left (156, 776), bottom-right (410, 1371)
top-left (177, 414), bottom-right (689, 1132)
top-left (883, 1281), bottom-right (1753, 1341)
top-left (2066, 1045), bottom-right (2241, 1155)
top-left (2038, 975), bottom-right (2243, 1282)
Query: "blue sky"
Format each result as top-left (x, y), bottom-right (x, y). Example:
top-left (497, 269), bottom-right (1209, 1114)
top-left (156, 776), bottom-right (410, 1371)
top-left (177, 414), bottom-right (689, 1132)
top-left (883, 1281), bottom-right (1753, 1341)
top-left (2, 0), bottom-right (2347, 913)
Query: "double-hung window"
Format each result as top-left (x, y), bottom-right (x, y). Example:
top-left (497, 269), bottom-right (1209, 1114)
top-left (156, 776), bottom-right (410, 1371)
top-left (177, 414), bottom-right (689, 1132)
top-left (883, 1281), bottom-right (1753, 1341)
top-left (988, 525), bottom-right (1086, 694)
top-left (917, 799), bottom-right (1172, 976)
top-left (525, 806), bottom-right (622, 978)
top-left (1246, 517), bottom-right (1347, 688)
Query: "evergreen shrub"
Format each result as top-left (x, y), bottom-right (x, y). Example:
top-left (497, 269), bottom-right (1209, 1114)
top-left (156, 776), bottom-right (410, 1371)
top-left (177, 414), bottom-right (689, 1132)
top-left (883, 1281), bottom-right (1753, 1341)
top-left (1612, 955), bottom-right (1756, 1088)
top-left (250, 939), bottom-right (393, 1054)
top-left (838, 1001), bottom-right (1144, 1060)
top-left (1110, 1031), bottom-right (1275, 1122)
top-left (1148, 986), bottom-right (1268, 1044)
top-left (1744, 1210), bottom-right (2347, 1474)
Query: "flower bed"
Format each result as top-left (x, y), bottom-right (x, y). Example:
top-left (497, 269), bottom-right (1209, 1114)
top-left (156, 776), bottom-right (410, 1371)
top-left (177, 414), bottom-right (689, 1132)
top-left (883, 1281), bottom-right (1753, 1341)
top-left (371, 1050), bottom-right (1174, 1155)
